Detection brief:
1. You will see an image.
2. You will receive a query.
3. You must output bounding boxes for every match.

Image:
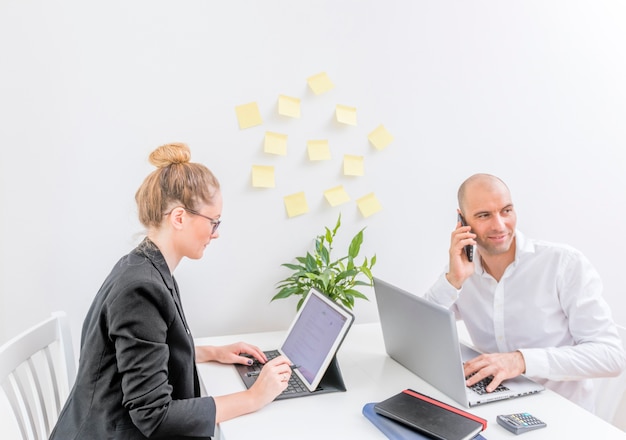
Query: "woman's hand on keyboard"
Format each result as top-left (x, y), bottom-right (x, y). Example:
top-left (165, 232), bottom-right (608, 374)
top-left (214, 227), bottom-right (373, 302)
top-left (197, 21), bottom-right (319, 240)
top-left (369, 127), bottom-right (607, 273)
top-left (214, 354), bottom-right (294, 422)
top-left (194, 341), bottom-right (267, 365)
top-left (249, 355), bottom-right (293, 405)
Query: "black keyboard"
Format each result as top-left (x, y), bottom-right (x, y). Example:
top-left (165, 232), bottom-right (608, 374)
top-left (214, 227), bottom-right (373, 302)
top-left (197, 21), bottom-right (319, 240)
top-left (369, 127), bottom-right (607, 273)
top-left (248, 350), bottom-right (312, 396)
top-left (467, 374), bottom-right (510, 395)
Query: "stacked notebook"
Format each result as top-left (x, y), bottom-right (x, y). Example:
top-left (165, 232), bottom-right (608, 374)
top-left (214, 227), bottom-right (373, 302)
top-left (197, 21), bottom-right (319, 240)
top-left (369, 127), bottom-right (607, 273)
top-left (363, 389), bottom-right (488, 440)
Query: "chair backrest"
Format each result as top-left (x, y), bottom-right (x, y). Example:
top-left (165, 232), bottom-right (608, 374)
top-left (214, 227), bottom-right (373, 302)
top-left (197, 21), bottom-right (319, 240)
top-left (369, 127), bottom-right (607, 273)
top-left (0, 311), bottom-right (76, 440)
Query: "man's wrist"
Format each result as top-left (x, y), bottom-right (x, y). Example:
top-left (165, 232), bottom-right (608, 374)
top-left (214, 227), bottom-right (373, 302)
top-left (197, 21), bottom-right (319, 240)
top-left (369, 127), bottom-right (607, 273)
top-left (445, 272), bottom-right (463, 290)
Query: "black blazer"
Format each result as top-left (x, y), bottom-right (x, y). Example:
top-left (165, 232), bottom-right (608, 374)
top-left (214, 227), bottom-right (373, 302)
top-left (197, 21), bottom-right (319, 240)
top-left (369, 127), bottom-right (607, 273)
top-left (50, 239), bottom-right (216, 439)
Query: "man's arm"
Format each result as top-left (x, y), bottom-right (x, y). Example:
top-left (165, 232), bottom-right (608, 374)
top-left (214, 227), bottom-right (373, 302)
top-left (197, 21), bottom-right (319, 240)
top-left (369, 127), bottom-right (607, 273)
top-left (520, 251), bottom-right (626, 381)
top-left (425, 220), bottom-right (476, 307)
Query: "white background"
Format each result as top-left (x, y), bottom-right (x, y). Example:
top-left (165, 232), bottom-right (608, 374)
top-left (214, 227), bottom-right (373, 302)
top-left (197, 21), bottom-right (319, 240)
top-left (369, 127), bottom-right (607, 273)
top-left (1, 0), bottom-right (625, 346)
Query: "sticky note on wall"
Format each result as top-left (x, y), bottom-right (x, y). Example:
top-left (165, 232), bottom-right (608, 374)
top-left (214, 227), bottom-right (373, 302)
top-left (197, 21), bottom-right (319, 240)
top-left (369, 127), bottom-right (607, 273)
top-left (357, 193), bottom-right (382, 218)
top-left (307, 140), bottom-right (331, 161)
top-left (284, 192), bottom-right (309, 218)
top-left (264, 132), bottom-right (288, 155)
top-left (251, 165), bottom-right (275, 188)
top-left (235, 102), bottom-right (263, 129)
top-left (368, 124), bottom-right (394, 150)
top-left (324, 185), bottom-right (350, 207)
top-left (336, 104), bottom-right (357, 126)
top-left (343, 154), bottom-right (364, 176)
top-left (307, 72), bottom-right (334, 95)
top-left (278, 95), bottom-right (301, 118)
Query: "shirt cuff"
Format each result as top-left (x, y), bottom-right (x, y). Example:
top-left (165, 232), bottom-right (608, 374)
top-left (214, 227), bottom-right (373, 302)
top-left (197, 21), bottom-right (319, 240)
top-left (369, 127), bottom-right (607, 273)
top-left (517, 348), bottom-right (549, 378)
top-left (426, 273), bottom-right (461, 308)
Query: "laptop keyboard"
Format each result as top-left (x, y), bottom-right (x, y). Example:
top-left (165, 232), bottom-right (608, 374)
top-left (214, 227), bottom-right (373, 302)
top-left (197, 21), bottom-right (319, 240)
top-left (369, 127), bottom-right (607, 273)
top-left (466, 373), bottom-right (510, 395)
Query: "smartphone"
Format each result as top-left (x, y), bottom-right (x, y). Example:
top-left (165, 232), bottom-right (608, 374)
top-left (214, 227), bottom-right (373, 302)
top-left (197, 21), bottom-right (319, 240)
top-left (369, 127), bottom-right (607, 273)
top-left (457, 214), bottom-right (474, 262)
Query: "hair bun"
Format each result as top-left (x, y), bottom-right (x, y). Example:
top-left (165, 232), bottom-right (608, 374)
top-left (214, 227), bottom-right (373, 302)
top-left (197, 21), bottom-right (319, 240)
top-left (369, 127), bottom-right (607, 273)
top-left (149, 142), bottom-right (191, 168)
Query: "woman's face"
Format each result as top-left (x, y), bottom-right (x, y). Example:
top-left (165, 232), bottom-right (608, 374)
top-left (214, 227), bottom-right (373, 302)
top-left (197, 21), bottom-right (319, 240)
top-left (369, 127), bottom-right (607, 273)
top-left (181, 190), bottom-right (222, 260)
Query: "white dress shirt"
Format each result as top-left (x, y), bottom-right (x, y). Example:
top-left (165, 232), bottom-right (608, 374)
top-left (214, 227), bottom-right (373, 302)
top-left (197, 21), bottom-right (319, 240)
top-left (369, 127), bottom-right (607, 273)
top-left (425, 230), bottom-right (626, 412)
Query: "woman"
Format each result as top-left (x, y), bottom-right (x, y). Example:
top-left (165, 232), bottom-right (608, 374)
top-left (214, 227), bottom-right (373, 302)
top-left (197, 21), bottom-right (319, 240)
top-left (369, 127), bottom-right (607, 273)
top-left (50, 142), bottom-right (292, 439)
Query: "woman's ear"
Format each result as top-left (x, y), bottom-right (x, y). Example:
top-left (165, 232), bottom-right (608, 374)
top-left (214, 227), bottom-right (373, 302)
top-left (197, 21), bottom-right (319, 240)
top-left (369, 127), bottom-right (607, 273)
top-left (168, 207), bottom-right (186, 230)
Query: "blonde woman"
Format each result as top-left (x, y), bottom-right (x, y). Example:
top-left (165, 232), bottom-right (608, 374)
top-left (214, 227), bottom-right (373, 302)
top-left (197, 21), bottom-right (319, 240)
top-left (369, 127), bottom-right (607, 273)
top-left (51, 143), bottom-right (291, 439)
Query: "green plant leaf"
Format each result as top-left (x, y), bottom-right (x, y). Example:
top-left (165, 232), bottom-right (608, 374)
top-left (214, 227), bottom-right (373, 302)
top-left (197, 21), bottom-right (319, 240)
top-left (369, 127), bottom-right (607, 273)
top-left (335, 269), bottom-right (358, 282)
top-left (353, 280), bottom-right (372, 287)
top-left (332, 214), bottom-right (342, 236)
top-left (342, 295), bottom-right (355, 309)
top-left (344, 288), bottom-right (369, 300)
top-left (320, 269), bottom-right (331, 290)
top-left (348, 229), bottom-right (364, 258)
top-left (324, 227), bottom-right (333, 245)
top-left (304, 253), bottom-right (318, 272)
top-left (296, 296), bottom-right (306, 311)
top-left (271, 286), bottom-right (301, 301)
top-left (320, 245), bottom-right (330, 266)
top-left (282, 263), bottom-right (305, 271)
top-left (360, 266), bottom-right (374, 281)
top-left (346, 257), bottom-right (355, 271)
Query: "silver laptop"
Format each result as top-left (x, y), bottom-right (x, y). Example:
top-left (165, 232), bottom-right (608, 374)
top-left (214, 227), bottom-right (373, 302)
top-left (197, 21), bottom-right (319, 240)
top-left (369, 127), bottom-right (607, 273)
top-left (373, 277), bottom-right (544, 407)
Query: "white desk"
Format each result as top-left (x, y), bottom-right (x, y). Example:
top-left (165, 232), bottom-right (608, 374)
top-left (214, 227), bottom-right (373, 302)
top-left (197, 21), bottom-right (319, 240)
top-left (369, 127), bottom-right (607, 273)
top-left (196, 323), bottom-right (626, 439)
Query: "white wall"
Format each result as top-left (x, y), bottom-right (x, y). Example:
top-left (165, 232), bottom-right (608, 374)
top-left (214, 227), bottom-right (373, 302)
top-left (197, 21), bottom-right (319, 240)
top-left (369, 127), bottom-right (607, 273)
top-left (1, 0), bottom-right (625, 347)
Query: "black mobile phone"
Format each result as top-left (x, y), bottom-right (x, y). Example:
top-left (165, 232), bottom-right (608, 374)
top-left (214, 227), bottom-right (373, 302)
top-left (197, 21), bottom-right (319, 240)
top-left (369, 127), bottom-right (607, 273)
top-left (457, 214), bottom-right (474, 262)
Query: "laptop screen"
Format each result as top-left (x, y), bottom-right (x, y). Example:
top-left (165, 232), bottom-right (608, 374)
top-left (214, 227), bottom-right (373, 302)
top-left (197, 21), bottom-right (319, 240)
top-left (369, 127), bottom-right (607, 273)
top-left (280, 289), bottom-right (354, 391)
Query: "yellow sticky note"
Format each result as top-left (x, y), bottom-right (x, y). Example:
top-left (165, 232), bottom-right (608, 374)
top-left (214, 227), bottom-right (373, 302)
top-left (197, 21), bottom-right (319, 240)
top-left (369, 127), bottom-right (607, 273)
top-left (264, 132), bottom-right (288, 156)
top-left (251, 165), bottom-right (275, 188)
top-left (307, 140), bottom-right (331, 161)
top-left (324, 185), bottom-right (350, 207)
top-left (336, 104), bottom-right (357, 126)
top-left (307, 72), bottom-right (335, 95)
top-left (368, 124), bottom-right (394, 150)
top-left (235, 102), bottom-right (263, 129)
top-left (343, 154), bottom-right (364, 176)
top-left (357, 193), bottom-right (382, 218)
top-left (284, 192), bottom-right (309, 218)
top-left (278, 95), bottom-right (301, 118)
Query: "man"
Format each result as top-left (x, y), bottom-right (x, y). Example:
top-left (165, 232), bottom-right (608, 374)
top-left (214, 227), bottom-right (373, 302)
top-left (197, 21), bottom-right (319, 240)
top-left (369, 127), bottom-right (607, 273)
top-left (425, 173), bottom-right (625, 412)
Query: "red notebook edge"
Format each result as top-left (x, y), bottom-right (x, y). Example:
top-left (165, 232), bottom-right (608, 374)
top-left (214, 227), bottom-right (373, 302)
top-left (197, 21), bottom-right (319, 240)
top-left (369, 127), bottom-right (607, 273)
top-left (402, 389), bottom-right (488, 430)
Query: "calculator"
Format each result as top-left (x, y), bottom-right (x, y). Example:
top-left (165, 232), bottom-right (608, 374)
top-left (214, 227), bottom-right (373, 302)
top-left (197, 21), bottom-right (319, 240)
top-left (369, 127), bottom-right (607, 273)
top-left (496, 413), bottom-right (547, 434)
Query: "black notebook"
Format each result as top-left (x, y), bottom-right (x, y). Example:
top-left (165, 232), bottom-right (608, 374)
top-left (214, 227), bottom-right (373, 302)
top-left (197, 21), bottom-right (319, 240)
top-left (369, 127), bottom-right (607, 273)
top-left (363, 403), bottom-right (488, 440)
top-left (374, 389), bottom-right (487, 440)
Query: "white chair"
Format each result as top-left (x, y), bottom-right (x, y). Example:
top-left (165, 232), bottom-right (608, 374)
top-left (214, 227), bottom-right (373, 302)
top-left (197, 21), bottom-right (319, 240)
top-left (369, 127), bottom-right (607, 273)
top-left (0, 311), bottom-right (76, 440)
top-left (594, 324), bottom-right (626, 431)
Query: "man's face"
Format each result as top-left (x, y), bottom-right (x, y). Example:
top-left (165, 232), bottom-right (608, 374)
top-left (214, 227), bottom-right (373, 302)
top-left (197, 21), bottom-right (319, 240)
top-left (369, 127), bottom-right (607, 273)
top-left (461, 180), bottom-right (517, 257)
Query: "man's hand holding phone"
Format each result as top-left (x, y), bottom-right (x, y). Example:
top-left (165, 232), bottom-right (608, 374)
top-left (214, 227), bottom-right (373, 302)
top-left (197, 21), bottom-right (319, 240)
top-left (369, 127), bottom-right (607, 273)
top-left (446, 214), bottom-right (476, 289)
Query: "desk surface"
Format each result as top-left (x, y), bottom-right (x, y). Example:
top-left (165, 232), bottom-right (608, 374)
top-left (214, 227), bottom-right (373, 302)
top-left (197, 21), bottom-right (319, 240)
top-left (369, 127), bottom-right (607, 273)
top-left (196, 322), bottom-right (626, 439)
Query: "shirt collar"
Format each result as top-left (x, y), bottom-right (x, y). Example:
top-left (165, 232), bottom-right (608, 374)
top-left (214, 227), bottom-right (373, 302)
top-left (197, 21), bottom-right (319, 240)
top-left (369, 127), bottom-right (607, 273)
top-left (514, 229), bottom-right (535, 259)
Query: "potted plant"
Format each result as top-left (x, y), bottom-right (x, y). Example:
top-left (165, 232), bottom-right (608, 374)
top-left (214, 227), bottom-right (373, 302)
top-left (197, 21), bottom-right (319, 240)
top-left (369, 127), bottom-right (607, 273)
top-left (272, 214), bottom-right (376, 311)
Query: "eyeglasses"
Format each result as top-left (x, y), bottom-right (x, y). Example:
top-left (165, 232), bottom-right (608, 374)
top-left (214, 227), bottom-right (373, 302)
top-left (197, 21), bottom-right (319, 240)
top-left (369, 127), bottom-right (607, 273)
top-left (163, 207), bottom-right (222, 233)
top-left (183, 208), bottom-right (222, 234)
top-left (163, 206), bottom-right (222, 234)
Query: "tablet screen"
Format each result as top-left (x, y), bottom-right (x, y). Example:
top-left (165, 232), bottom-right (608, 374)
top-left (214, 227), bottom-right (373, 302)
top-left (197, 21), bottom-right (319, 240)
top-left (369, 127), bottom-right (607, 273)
top-left (280, 289), bottom-right (354, 392)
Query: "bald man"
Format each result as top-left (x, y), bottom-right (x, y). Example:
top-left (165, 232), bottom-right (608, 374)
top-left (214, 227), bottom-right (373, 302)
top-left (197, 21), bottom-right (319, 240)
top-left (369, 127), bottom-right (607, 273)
top-left (425, 173), bottom-right (625, 412)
